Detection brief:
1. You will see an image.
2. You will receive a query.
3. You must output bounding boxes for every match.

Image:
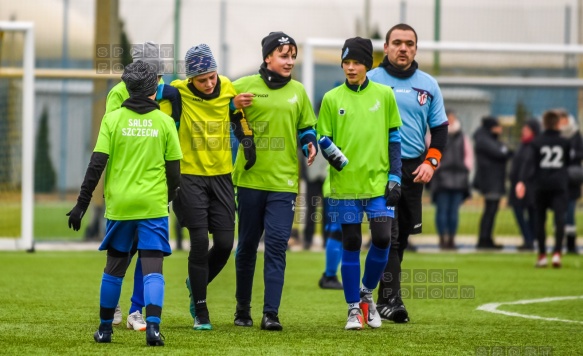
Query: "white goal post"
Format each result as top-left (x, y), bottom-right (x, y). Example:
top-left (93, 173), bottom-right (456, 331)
top-left (0, 21), bottom-right (35, 251)
top-left (301, 38), bottom-right (583, 104)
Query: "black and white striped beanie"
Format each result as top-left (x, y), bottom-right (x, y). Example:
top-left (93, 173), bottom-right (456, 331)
top-left (121, 60), bottom-right (159, 97)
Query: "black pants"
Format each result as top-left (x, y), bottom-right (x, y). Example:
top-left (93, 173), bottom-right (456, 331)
top-left (303, 178), bottom-right (325, 248)
top-left (377, 156), bottom-right (425, 304)
top-left (535, 189), bottom-right (567, 255)
top-left (174, 174), bottom-right (236, 317)
top-left (478, 199), bottom-right (500, 244)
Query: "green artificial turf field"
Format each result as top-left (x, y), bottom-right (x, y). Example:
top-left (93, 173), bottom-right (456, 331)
top-left (0, 250), bottom-right (581, 355)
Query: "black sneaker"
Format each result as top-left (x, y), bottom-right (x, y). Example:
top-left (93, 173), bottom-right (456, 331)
top-left (377, 296), bottom-right (409, 323)
top-left (318, 273), bottom-right (343, 290)
top-left (93, 323), bottom-right (113, 343)
top-left (260, 312), bottom-right (283, 331)
top-left (145, 322), bottom-right (165, 347)
top-left (234, 307), bottom-right (253, 327)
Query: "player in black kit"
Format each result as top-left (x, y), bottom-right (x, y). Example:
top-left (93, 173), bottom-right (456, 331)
top-left (516, 110), bottom-right (571, 268)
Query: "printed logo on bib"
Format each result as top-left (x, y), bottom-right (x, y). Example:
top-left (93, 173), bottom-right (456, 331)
top-left (369, 100), bottom-right (380, 112)
top-left (288, 94), bottom-right (298, 104)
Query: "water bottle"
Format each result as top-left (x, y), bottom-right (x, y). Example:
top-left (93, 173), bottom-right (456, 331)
top-left (318, 136), bottom-right (349, 169)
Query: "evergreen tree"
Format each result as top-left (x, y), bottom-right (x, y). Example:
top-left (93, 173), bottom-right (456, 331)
top-left (119, 20), bottom-right (133, 66)
top-left (34, 107), bottom-right (56, 193)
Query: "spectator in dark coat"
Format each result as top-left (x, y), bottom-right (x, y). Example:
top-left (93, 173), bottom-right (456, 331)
top-left (431, 110), bottom-right (473, 250)
top-left (558, 110), bottom-right (583, 254)
top-left (473, 116), bottom-right (513, 249)
top-left (508, 119), bottom-right (541, 251)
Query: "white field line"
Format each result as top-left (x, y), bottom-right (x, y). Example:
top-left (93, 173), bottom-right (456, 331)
top-left (477, 296), bottom-right (583, 324)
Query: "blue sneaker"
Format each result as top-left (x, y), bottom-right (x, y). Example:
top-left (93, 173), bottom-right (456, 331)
top-left (93, 323), bottom-right (113, 343)
top-left (185, 277), bottom-right (195, 319)
top-left (145, 322), bottom-right (165, 346)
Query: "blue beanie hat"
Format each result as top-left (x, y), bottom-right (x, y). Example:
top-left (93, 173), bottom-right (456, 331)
top-left (185, 44), bottom-right (218, 78)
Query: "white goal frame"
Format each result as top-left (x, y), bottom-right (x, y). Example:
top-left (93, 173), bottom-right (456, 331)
top-left (302, 38), bottom-right (583, 104)
top-left (0, 21), bottom-right (35, 251)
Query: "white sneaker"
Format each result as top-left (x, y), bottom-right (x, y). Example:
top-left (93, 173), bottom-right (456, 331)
top-left (345, 308), bottom-right (364, 330)
top-left (552, 252), bottom-right (562, 268)
top-left (126, 311), bottom-right (147, 331)
top-left (535, 254), bottom-right (547, 268)
top-left (360, 293), bottom-right (382, 328)
top-left (112, 305), bottom-right (122, 325)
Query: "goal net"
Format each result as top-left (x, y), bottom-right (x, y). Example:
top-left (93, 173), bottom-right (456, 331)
top-left (0, 22), bottom-right (35, 251)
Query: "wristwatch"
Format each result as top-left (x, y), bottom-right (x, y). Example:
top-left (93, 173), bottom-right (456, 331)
top-left (427, 157), bottom-right (438, 168)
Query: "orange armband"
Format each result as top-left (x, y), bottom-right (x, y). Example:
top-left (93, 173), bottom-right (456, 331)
top-left (424, 148), bottom-right (442, 170)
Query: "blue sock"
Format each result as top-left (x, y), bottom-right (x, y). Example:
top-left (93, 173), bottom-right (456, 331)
top-left (144, 273), bottom-right (165, 323)
top-left (325, 238), bottom-right (342, 277)
top-left (147, 316), bottom-right (161, 324)
top-left (129, 257), bottom-right (144, 314)
top-left (341, 249), bottom-right (361, 304)
top-left (362, 243), bottom-right (390, 291)
top-left (100, 273), bottom-right (123, 322)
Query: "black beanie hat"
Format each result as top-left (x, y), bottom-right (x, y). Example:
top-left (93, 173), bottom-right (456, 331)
top-left (341, 37), bottom-right (373, 70)
top-left (525, 118), bottom-right (541, 136)
top-left (481, 116), bottom-right (500, 130)
top-left (261, 32), bottom-right (296, 60)
top-left (122, 60), bottom-right (158, 97)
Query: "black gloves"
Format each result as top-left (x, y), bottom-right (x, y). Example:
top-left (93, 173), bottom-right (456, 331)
top-left (241, 136), bottom-right (256, 170)
top-left (230, 110), bottom-right (256, 170)
top-left (320, 140), bottom-right (345, 172)
top-left (328, 154), bottom-right (345, 172)
top-left (385, 180), bottom-right (401, 207)
top-left (66, 204), bottom-right (87, 231)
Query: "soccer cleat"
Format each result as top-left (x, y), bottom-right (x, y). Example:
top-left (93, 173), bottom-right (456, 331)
top-left (93, 323), bottom-right (113, 343)
top-left (185, 278), bottom-right (196, 319)
top-left (127, 310), bottom-right (147, 331)
top-left (193, 316), bottom-right (212, 331)
top-left (260, 312), bottom-right (283, 331)
top-left (552, 252), bottom-right (562, 268)
top-left (377, 296), bottom-right (409, 323)
top-left (359, 292), bottom-right (381, 328)
top-left (145, 322), bottom-right (165, 347)
top-left (535, 254), bottom-right (548, 268)
top-left (318, 273), bottom-right (343, 290)
top-left (112, 304), bottom-right (122, 325)
top-left (345, 308), bottom-right (364, 330)
top-left (234, 307), bottom-right (253, 327)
